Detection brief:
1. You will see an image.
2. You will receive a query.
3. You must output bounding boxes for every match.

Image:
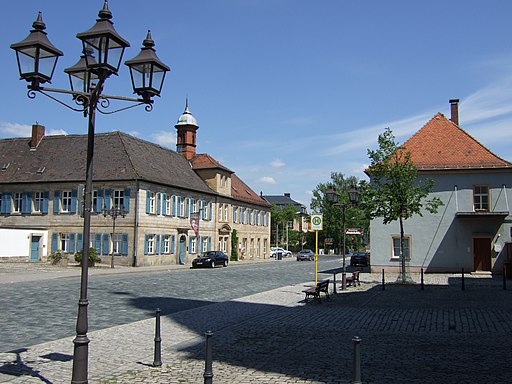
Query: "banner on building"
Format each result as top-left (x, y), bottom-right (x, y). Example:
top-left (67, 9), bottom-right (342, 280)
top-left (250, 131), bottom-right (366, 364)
top-left (190, 212), bottom-right (200, 237)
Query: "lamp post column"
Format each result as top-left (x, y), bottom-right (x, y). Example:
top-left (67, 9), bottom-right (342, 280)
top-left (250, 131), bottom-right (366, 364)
top-left (341, 204), bottom-right (347, 290)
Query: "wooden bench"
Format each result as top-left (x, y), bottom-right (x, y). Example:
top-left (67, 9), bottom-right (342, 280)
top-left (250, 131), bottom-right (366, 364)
top-left (346, 271), bottom-right (360, 287)
top-left (302, 279), bottom-right (330, 303)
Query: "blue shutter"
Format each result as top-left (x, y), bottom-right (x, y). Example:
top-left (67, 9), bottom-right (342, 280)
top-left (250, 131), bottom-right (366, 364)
top-left (171, 235), bottom-right (175, 254)
top-left (155, 235), bottom-right (161, 254)
top-left (121, 234), bottom-right (128, 255)
top-left (178, 196), bottom-right (182, 216)
top-left (95, 234), bottom-right (102, 254)
top-left (5, 192), bottom-right (12, 214)
top-left (161, 234), bottom-right (166, 253)
top-left (69, 233), bottom-right (76, 253)
top-left (77, 233), bottom-right (83, 252)
top-left (208, 237), bottom-right (212, 251)
top-left (144, 235), bottom-right (149, 255)
top-left (146, 191), bottom-right (151, 214)
top-left (186, 198), bottom-right (191, 217)
top-left (105, 189), bottom-right (112, 209)
top-left (157, 193), bottom-right (162, 215)
top-left (22, 192), bottom-right (32, 214)
top-left (209, 201), bottom-right (213, 220)
top-left (53, 191), bottom-right (60, 214)
top-left (102, 234), bottom-right (110, 255)
top-left (188, 236), bottom-right (192, 253)
top-left (123, 188), bottom-right (130, 213)
top-left (51, 233), bottom-right (59, 253)
top-left (97, 189), bottom-right (105, 212)
top-left (172, 196), bottom-right (177, 216)
top-left (71, 189), bottom-right (78, 213)
top-left (42, 192), bottom-right (49, 213)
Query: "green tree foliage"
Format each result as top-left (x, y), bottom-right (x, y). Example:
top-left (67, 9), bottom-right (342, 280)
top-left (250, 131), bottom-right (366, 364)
top-left (310, 172), bottom-right (368, 253)
top-left (270, 204), bottom-right (298, 248)
top-left (360, 127), bottom-right (443, 281)
top-left (231, 229), bottom-right (239, 261)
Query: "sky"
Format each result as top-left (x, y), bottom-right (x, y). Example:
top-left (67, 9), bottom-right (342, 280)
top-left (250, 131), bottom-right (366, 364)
top-left (2, 1), bottom-right (512, 209)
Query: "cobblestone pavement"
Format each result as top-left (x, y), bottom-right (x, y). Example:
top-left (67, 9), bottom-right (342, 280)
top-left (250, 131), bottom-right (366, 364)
top-left (0, 268), bottom-right (510, 383)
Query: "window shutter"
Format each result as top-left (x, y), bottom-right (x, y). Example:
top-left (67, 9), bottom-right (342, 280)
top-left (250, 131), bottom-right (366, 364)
top-left (121, 234), bottom-right (128, 255)
top-left (105, 189), bottom-right (112, 209)
top-left (208, 237), bottom-right (212, 251)
top-left (209, 201), bottom-right (213, 220)
top-left (51, 233), bottom-right (58, 253)
top-left (42, 192), bottom-right (49, 213)
top-left (102, 234), bottom-right (110, 255)
top-left (160, 234), bottom-right (165, 253)
top-left (172, 195), bottom-right (177, 217)
top-left (161, 194), bottom-right (167, 216)
top-left (97, 189), bottom-right (105, 211)
top-left (22, 192), bottom-right (32, 214)
top-left (53, 191), bottom-right (60, 214)
top-left (95, 234), bottom-right (102, 254)
top-left (188, 236), bottom-right (192, 253)
top-left (157, 193), bottom-right (162, 215)
top-left (146, 191), bottom-right (151, 214)
top-left (77, 233), bottom-right (83, 252)
top-left (156, 234), bottom-right (161, 254)
top-left (178, 196), bottom-right (182, 216)
top-left (71, 189), bottom-right (78, 213)
top-left (123, 188), bottom-right (130, 213)
top-left (186, 198), bottom-right (191, 217)
top-left (69, 233), bottom-right (76, 253)
top-left (171, 234), bottom-right (175, 254)
top-left (144, 235), bottom-right (149, 255)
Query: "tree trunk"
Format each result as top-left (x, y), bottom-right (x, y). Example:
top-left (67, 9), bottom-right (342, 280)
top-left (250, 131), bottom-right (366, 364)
top-left (399, 215), bottom-right (406, 283)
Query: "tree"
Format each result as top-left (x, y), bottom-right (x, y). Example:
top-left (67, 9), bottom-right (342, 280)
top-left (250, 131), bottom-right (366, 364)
top-left (270, 204), bottom-right (297, 248)
top-left (231, 229), bottom-right (238, 261)
top-left (360, 127), bottom-right (443, 282)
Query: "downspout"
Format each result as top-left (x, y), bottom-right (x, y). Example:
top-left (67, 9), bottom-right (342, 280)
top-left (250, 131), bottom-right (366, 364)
top-left (132, 180), bottom-right (140, 267)
top-left (454, 185), bottom-right (459, 212)
top-left (504, 184), bottom-right (509, 213)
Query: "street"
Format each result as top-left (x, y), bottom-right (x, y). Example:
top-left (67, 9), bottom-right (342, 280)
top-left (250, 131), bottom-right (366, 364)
top-left (0, 256), bottom-right (340, 353)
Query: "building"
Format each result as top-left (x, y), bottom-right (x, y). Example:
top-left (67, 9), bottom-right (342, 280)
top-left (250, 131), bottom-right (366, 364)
top-left (0, 102), bottom-right (271, 266)
top-left (369, 99), bottom-right (512, 274)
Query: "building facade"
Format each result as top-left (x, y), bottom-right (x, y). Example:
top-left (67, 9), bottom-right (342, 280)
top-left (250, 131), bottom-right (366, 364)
top-left (0, 104), bottom-right (271, 266)
top-left (369, 100), bottom-right (512, 274)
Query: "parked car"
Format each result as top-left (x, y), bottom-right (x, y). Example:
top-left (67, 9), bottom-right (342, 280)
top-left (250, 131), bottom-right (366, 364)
top-left (297, 249), bottom-right (314, 261)
top-left (350, 251), bottom-right (370, 267)
top-left (270, 247), bottom-right (292, 258)
top-left (192, 251), bottom-right (229, 268)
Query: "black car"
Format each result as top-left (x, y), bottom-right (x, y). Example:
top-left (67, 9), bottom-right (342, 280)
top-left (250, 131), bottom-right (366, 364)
top-left (192, 251), bottom-right (229, 268)
top-left (297, 249), bottom-right (314, 261)
top-left (350, 251), bottom-right (370, 267)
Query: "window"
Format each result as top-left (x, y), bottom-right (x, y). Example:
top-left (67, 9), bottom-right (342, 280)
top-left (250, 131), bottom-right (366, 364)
top-left (233, 206), bottom-right (238, 223)
top-left (165, 195), bottom-right (171, 215)
top-left (474, 186), bottom-right (489, 211)
top-left (163, 235), bottom-right (171, 254)
top-left (202, 237), bottom-right (208, 253)
top-left (179, 196), bottom-right (185, 217)
top-left (61, 191), bottom-right (72, 212)
top-left (13, 192), bottom-right (22, 213)
top-left (33, 192), bottom-right (44, 212)
top-left (61, 233), bottom-right (71, 253)
top-left (113, 190), bottom-right (124, 209)
top-left (191, 237), bottom-right (197, 254)
top-left (147, 234), bottom-right (155, 254)
top-left (224, 204), bottom-right (228, 222)
top-left (218, 203), bottom-right (223, 222)
top-left (392, 236), bottom-right (410, 260)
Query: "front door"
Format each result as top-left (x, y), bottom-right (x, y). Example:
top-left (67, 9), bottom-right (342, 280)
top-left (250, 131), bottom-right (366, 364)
top-left (179, 235), bottom-right (186, 265)
top-left (473, 237), bottom-right (492, 271)
top-left (30, 236), bottom-right (41, 262)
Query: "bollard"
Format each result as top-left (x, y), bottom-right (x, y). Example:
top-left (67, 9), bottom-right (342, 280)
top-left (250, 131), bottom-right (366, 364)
top-left (352, 336), bottom-right (362, 384)
top-left (153, 308), bottom-right (162, 367)
top-left (504, 264), bottom-right (507, 291)
top-left (204, 330), bottom-right (214, 384)
top-left (461, 268), bottom-right (465, 291)
top-left (420, 268), bottom-right (424, 290)
top-left (382, 269), bottom-right (385, 291)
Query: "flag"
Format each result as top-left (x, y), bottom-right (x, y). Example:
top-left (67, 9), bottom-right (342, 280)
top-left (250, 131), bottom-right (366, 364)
top-left (190, 212), bottom-right (199, 237)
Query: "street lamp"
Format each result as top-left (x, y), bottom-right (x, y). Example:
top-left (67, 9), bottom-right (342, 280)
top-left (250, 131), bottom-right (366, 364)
top-left (102, 205), bottom-right (127, 269)
top-left (326, 184), bottom-right (359, 290)
top-left (11, 2), bottom-right (170, 383)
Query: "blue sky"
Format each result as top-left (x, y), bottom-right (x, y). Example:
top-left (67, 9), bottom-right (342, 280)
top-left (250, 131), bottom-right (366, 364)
top-left (2, 1), bottom-right (512, 209)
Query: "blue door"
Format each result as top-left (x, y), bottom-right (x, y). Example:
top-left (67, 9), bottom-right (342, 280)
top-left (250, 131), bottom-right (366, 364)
top-left (30, 236), bottom-right (41, 262)
top-left (179, 235), bottom-right (186, 265)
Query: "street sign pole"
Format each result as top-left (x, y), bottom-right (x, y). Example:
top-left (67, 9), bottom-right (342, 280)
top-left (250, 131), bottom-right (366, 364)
top-left (311, 214), bottom-right (323, 286)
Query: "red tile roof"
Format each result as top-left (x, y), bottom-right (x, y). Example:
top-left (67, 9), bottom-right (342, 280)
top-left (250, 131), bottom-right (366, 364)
top-left (190, 153), bottom-right (233, 173)
top-left (231, 173), bottom-right (271, 207)
top-left (403, 113), bottom-right (512, 170)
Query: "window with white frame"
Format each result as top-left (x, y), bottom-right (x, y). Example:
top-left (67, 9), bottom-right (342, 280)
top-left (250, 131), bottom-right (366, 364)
top-left (92, 190), bottom-right (98, 213)
top-left (113, 189), bottom-right (124, 209)
top-left (33, 192), bottom-right (44, 212)
top-left (179, 196), bottom-right (185, 217)
top-left (191, 237), bottom-right (197, 254)
top-left (392, 236), bottom-right (410, 260)
top-left (60, 233), bottom-right (71, 252)
top-left (191, 198), bottom-right (197, 215)
top-left (218, 203), bottom-right (223, 222)
top-left (224, 204), bottom-right (228, 222)
top-left (202, 237), bottom-right (208, 253)
top-left (112, 233), bottom-right (123, 254)
top-left (163, 235), bottom-right (171, 254)
top-left (233, 206), bottom-right (238, 223)
top-left (165, 195), bottom-right (171, 216)
top-left (13, 192), bottom-right (22, 213)
top-left (474, 185), bottom-right (489, 211)
top-left (61, 190), bottom-right (72, 212)
top-left (148, 192), bottom-right (156, 214)
top-left (147, 234), bottom-right (155, 254)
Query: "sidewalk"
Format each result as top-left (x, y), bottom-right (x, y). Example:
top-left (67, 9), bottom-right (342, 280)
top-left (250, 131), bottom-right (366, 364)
top-left (1, 271), bottom-right (510, 383)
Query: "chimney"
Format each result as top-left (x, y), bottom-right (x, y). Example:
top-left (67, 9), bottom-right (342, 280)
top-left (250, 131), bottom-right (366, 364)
top-left (284, 193), bottom-right (291, 198)
top-left (30, 123), bottom-right (45, 149)
top-left (449, 99), bottom-right (459, 126)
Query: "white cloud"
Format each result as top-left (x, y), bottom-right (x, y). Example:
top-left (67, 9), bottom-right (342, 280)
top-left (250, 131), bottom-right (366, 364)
top-left (271, 159), bottom-right (285, 168)
top-left (152, 131), bottom-right (176, 148)
top-left (0, 122), bottom-right (31, 137)
top-left (259, 176), bottom-right (276, 184)
top-left (47, 129), bottom-right (67, 136)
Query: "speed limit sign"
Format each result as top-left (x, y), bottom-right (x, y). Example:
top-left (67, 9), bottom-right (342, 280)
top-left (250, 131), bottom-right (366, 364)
top-left (311, 214), bottom-right (323, 231)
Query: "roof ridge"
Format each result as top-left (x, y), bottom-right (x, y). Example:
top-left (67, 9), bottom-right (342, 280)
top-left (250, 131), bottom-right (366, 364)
top-left (115, 132), bottom-right (143, 180)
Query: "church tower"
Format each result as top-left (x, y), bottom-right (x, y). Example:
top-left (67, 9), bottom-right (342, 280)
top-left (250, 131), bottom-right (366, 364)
top-left (175, 98), bottom-right (199, 160)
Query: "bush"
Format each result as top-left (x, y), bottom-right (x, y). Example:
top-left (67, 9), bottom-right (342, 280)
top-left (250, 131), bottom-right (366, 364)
top-left (74, 247), bottom-right (101, 266)
top-left (48, 250), bottom-right (68, 265)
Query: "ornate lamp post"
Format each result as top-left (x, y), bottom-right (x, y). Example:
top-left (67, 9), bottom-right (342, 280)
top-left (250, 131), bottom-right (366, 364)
top-left (102, 205), bottom-right (127, 269)
top-left (11, 2), bottom-right (170, 383)
top-left (326, 185), bottom-right (359, 290)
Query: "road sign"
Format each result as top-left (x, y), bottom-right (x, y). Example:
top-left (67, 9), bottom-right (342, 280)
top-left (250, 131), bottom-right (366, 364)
top-left (345, 228), bottom-right (362, 235)
top-left (311, 214), bottom-right (323, 231)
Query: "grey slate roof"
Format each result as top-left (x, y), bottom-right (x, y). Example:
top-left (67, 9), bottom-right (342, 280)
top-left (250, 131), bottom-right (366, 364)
top-left (0, 131), bottom-right (214, 195)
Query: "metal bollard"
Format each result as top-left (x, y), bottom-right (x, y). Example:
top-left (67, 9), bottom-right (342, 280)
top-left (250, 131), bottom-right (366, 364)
top-left (204, 330), bottom-right (214, 384)
top-left (421, 268), bottom-right (424, 290)
top-left (382, 269), bottom-right (385, 291)
top-left (153, 308), bottom-right (162, 367)
top-left (352, 336), bottom-right (362, 384)
top-left (461, 268), bottom-right (465, 291)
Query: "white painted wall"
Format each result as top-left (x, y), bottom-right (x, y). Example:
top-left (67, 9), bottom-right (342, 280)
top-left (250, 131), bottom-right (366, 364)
top-left (0, 229), bottom-right (48, 259)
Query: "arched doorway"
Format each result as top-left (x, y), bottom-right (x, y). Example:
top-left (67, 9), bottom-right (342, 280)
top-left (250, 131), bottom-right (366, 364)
top-left (179, 235), bottom-right (186, 265)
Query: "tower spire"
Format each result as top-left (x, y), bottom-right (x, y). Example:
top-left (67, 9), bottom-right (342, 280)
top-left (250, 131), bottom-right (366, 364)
top-left (175, 98), bottom-right (199, 160)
